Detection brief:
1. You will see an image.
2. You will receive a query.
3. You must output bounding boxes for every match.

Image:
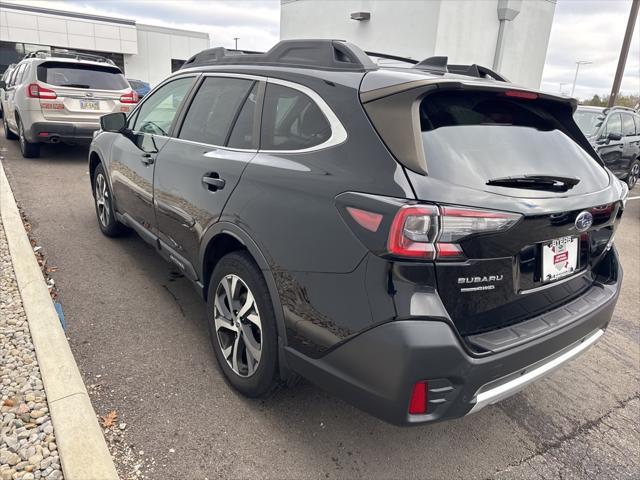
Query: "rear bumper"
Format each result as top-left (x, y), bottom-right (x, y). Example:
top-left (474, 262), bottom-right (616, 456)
top-left (28, 121), bottom-right (99, 144)
top-left (285, 271), bottom-right (621, 426)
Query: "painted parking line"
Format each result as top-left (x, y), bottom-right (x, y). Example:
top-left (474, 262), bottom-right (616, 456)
top-left (628, 196), bottom-right (640, 201)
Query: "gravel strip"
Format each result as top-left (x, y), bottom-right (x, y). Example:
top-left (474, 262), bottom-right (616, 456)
top-left (0, 216), bottom-right (63, 480)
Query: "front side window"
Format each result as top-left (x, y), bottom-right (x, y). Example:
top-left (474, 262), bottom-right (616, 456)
top-left (260, 83), bottom-right (331, 150)
top-left (621, 113), bottom-right (636, 136)
top-left (132, 76), bottom-right (194, 136)
top-left (179, 77), bottom-right (254, 146)
top-left (604, 113), bottom-right (622, 137)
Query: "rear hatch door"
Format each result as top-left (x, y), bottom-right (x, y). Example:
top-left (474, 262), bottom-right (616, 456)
top-left (36, 61), bottom-right (130, 122)
top-left (363, 80), bottom-right (624, 337)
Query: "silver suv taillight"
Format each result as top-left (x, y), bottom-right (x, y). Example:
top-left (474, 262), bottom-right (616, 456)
top-left (387, 204), bottom-right (521, 260)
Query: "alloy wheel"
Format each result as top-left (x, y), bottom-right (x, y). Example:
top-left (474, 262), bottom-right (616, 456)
top-left (213, 274), bottom-right (262, 377)
top-left (95, 173), bottom-right (111, 227)
top-left (628, 163), bottom-right (639, 189)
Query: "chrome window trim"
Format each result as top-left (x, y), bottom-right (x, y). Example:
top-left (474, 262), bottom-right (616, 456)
top-left (124, 71), bottom-right (347, 154)
top-left (166, 136), bottom-right (258, 154)
top-left (260, 77), bottom-right (348, 154)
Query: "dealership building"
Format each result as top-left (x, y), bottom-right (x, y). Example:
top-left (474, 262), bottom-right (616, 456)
top-left (281, 0), bottom-right (556, 89)
top-left (0, 2), bottom-right (209, 86)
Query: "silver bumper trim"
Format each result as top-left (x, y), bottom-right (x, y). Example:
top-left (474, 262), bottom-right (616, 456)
top-left (467, 328), bottom-right (604, 414)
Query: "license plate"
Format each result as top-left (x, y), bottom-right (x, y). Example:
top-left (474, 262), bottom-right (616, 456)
top-left (542, 236), bottom-right (578, 283)
top-left (80, 100), bottom-right (100, 110)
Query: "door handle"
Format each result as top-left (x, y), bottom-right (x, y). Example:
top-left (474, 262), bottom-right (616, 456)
top-left (202, 174), bottom-right (225, 191)
top-left (141, 153), bottom-right (155, 166)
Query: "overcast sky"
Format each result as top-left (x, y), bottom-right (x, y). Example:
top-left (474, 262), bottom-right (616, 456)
top-left (8, 0), bottom-right (640, 99)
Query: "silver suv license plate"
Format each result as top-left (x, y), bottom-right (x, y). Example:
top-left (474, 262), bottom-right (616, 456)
top-left (80, 100), bottom-right (100, 110)
top-left (542, 236), bottom-right (578, 282)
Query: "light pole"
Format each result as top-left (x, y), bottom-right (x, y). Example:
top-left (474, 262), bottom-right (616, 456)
top-left (234, 37), bottom-right (239, 50)
top-left (571, 60), bottom-right (592, 97)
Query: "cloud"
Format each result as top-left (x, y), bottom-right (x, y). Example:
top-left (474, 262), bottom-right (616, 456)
top-left (9, 0), bottom-right (281, 51)
top-left (540, 0), bottom-right (639, 99)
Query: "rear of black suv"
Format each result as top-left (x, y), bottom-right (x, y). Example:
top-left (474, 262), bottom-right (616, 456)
top-left (285, 70), bottom-right (626, 425)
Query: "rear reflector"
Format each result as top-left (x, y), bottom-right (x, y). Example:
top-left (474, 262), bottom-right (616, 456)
top-left (504, 90), bottom-right (538, 100)
top-left (408, 381), bottom-right (428, 415)
top-left (38, 132), bottom-right (49, 137)
top-left (346, 207), bottom-right (383, 232)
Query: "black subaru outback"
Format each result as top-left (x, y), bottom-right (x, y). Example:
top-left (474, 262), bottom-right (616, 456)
top-left (89, 40), bottom-right (626, 425)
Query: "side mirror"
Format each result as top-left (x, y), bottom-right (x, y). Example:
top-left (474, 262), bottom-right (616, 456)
top-left (607, 131), bottom-right (623, 141)
top-left (0, 80), bottom-right (6, 90)
top-left (100, 112), bottom-right (127, 133)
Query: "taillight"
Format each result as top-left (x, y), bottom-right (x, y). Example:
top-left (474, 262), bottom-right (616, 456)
top-left (120, 90), bottom-right (139, 104)
top-left (27, 83), bottom-right (57, 100)
top-left (388, 204), bottom-right (520, 260)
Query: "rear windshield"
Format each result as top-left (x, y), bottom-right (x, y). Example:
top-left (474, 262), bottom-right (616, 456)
top-left (37, 61), bottom-right (128, 90)
top-left (420, 91), bottom-right (609, 191)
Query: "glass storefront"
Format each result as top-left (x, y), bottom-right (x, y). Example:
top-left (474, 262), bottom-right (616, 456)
top-left (0, 41), bottom-right (125, 74)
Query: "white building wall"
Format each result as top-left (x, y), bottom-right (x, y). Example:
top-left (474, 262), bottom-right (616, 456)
top-left (123, 24), bottom-right (209, 86)
top-left (280, 0), bottom-right (556, 88)
top-left (0, 6), bottom-right (138, 54)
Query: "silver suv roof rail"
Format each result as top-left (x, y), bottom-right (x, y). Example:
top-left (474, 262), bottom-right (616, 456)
top-left (23, 50), bottom-right (116, 66)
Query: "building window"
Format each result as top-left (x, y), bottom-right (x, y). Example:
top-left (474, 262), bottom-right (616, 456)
top-left (171, 59), bottom-right (186, 73)
top-left (0, 41), bottom-right (125, 74)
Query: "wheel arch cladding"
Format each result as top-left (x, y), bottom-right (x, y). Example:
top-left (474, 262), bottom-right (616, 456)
top-left (89, 151), bottom-right (101, 189)
top-left (200, 223), bottom-right (289, 346)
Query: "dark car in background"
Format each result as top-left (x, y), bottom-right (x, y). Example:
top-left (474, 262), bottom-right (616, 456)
top-left (574, 105), bottom-right (640, 188)
top-left (127, 78), bottom-right (151, 98)
top-left (88, 40), bottom-right (626, 426)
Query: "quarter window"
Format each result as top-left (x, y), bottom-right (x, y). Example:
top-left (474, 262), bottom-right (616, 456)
top-left (621, 113), bottom-right (636, 136)
top-left (132, 76), bottom-right (194, 136)
top-left (260, 83), bottom-right (331, 150)
top-left (179, 77), bottom-right (254, 146)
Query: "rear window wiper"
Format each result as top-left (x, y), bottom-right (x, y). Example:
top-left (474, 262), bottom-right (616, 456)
top-left (58, 83), bottom-right (91, 88)
top-left (486, 175), bottom-right (580, 192)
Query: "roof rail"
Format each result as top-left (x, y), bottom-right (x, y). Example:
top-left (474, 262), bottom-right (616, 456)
top-left (603, 105), bottom-right (637, 114)
top-left (413, 55), bottom-right (508, 81)
top-left (364, 51), bottom-right (418, 65)
top-left (180, 39), bottom-right (378, 72)
top-left (23, 49), bottom-right (116, 66)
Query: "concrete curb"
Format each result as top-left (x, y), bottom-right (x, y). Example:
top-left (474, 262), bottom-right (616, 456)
top-left (0, 161), bottom-right (119, 480)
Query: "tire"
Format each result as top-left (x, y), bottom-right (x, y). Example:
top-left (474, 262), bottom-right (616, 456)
top-left (18, 118), bottom-right (40, 158)
top-left (3, 115), bottom-right (17, 140)
top-left (626, 160), bottom-right (639, 190)
top-left (93, 163), bottom-right (128, 237)
top-left (206, 251), bottom-right (280, 397)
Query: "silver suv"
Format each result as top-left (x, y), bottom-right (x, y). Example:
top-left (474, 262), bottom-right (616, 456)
top-left (1, 50), bottom-right (138, 158)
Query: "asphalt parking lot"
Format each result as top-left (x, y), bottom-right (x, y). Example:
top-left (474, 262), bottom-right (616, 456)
top-left (0, 132), bottom-right (638, 480)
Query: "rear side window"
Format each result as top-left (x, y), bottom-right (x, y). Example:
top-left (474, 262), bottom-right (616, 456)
top-left (260, 83), bottom-right (331, 150)
top-left (622, 113), bottom-right (636, 136)
top-left (228, 83), bottom-right (259, 149)
top-left (37, 61), bottom-right (129, 90)
top-left (419, 90), bottom-right (608, 192)
top-left (179, 77), bottom-right (254, 146)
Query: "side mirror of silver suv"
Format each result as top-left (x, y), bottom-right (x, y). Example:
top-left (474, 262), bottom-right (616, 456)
top-left (100, 112), bottom-right (127, 133)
